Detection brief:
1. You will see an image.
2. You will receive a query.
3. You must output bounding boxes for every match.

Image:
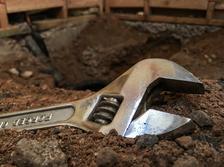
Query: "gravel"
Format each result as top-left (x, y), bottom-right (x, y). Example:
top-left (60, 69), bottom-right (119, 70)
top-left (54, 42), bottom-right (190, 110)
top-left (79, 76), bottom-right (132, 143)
top-left (11, 138), bottom-right (67, 167)
top-left (126, 22), bottom-right (220, 43)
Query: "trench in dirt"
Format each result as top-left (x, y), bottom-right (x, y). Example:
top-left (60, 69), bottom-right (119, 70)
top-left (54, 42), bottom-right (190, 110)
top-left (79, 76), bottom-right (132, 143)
top-left (24, 17), bottom-right (224, 92)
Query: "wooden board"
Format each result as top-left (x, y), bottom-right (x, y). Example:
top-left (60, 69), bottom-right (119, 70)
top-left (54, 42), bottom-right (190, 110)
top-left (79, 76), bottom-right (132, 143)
top-left (207, 2), bottom-right (215, 19)
top-left (0, 1), bottom-right (8, 29)
top-left (6, 0), bottom-right (64, 13)
top-left (108, 0), bottom-right (208, 10)
top-left (58, 0), bottom-right (69, 18)
top-left (114, 13), bottom-right (224, 26)
top-left (68, 0), bottom-right (99, 9)
top-left (0, 15), bottom-right (96, 38)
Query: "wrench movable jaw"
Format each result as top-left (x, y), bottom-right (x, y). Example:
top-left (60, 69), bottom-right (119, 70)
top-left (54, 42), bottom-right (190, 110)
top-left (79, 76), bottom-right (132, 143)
top-left (0, 59), bottom-right (204, 138)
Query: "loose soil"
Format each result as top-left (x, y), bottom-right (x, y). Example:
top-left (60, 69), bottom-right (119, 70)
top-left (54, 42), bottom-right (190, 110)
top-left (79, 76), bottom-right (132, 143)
top-left (44, 17), bottom-right (224, 89)
top-left (0, 17), bottom-right (223, 166)
top-left (0, 80), bottom-right (223, 166)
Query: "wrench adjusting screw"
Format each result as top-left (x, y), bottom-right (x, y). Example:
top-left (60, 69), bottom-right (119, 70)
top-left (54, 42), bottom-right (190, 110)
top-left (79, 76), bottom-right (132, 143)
top-left (89, 95), bottom-right (123, 125)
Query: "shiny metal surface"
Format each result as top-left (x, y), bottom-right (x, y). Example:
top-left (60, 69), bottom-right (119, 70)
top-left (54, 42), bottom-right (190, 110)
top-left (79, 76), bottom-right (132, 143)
top-left (0, 59), bottom-right (204, 137)
top-left (0, 105), bottom-right (75, 129)
top-left (125, 109), bottom-right (193, 138)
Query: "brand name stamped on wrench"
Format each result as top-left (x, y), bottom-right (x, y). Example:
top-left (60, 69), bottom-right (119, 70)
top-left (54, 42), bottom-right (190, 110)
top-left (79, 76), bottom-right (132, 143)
top-left (0, 121), bottom-right (8, 128)
top-left (0, 113), bottom-right (53, 128)
top-left (0, 105), bottom-right (75, 129)
top-left (13, 113), bottom-right (53, 127)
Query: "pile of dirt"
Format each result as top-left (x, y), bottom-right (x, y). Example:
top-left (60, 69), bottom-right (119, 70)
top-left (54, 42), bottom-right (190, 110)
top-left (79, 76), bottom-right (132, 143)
top-left (0, 80), bottom-right (223, 166)
top-left (45, 17), bottom-right (224, 90)
top-left (46, 17), bottom-right (149, 89)
top-left (0, 17), bottom-right (223, 90)
top-left (0, 39), bottom-right (55, 89)
top-left (169, 30), bottom-right (224, 79)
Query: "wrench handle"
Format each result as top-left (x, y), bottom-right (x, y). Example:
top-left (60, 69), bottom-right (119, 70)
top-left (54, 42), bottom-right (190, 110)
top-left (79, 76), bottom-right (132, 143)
top-left (0, 104), bottom-right (75, 130)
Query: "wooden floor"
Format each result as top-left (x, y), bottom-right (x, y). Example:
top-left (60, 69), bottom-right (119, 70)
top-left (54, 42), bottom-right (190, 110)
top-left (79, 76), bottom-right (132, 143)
top-left (1, 0), bottom-right (224, 36)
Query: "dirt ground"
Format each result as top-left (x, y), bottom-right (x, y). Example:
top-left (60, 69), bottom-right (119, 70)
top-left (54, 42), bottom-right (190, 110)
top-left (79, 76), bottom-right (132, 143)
top-left (0, 17), bottom-right (224, 166)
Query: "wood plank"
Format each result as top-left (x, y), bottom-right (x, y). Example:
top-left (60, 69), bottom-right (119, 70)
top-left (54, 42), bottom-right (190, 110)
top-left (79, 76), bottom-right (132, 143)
top-left (114, 13), bottom-right (224, 26)
top-left (6, 0), bottom-right (64, 13)
top-left (144, 0), bottom-right (150, 18)
top-left (207, 1), bottom-right (215, 19)
top-left (108, 0), bottom-right (144, 8)
top-left (151, 0), bottom-right (208, 10)
top-left (105, 0), bottom-right (111, 14)
top-left (0, 1), bottom-right (9, 29)
top-left (35, 15), bottom-right (96, 30)
top-left (0, 15), bottom-right (96, 38)
top-left (68, 0), bottom-right (99, 9)
top-left (108, 0), bottom-right (208, 10)
top-left (58, 0), bottom-right (69, 18)
top-left (99, 0), bottom-right (104, 15)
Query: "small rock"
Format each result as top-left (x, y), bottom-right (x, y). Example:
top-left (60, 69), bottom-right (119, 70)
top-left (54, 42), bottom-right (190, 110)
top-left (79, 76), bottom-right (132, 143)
top-left (190, 110), bottom-right (213, 128)
top-left (96, 147), bottom-right (119, 167)
top-left (211, 54), bottom-right (217, 59)
top-left (175, 136), bottom-right (193, 149)
top-left (137, 12), bottom-right (144, 16)
top-left (173, 155), bottom-right (200, 167)
top-left (41, 84), bottom-right (49, 90)
top-left (204, 54), bottom-right (209, 59)
top-left (52, 127), bottom-right (61, 135)
top-left (208, 58), bottom-right (213, 63)
top-left (136, 135), bottom-right (159, 149)
top-left (8, 68), bottom-right (20, 76)
top-left (88, 7), bottom-right (99, 14)
top-left (11, 138), bottom-right (67, 167)
top-left (21, 71), bottom-right (33, 78)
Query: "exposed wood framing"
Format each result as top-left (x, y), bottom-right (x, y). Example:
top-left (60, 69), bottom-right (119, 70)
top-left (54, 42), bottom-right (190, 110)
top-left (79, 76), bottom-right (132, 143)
top-left (144, 0), bottom-right (150, 18)
top-left (0, 0), bottom-right (8, 29)
top-left (0, 15), bottom-right (96, 38)
top-left (99, 0), bottom-right (104, 15)
top-left (1, 0), bottom-right (224, 33)
top-left (107, 0), bottom-right (209, 10)
top-left (58, 0), bottom-right (69, 18)
top-left (207, 1), bottom-right (216, 20)
top-left (105, 0), bottom-right (111, 14)
top-left (6, 0), bottom-right (64, 13)
top-left (114, 14), bottom-right (224, 26)
top-left (68, 0), bottom-right (99, 9)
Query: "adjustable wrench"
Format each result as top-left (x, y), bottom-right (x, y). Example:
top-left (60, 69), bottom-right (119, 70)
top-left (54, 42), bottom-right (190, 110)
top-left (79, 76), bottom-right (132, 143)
top-left (0, 59), bottom-right (204, 137)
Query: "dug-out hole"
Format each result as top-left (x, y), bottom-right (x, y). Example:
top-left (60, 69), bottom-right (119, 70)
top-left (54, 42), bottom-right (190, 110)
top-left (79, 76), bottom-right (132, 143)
top-left (27, 18), bottom-right (181, 91)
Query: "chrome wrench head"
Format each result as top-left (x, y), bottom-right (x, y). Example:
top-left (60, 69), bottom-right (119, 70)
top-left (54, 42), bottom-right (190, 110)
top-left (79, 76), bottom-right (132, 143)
top-left (125, 109), bottom-right (195, 138)
top-left (0, 59), bottom-right (204, 137)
